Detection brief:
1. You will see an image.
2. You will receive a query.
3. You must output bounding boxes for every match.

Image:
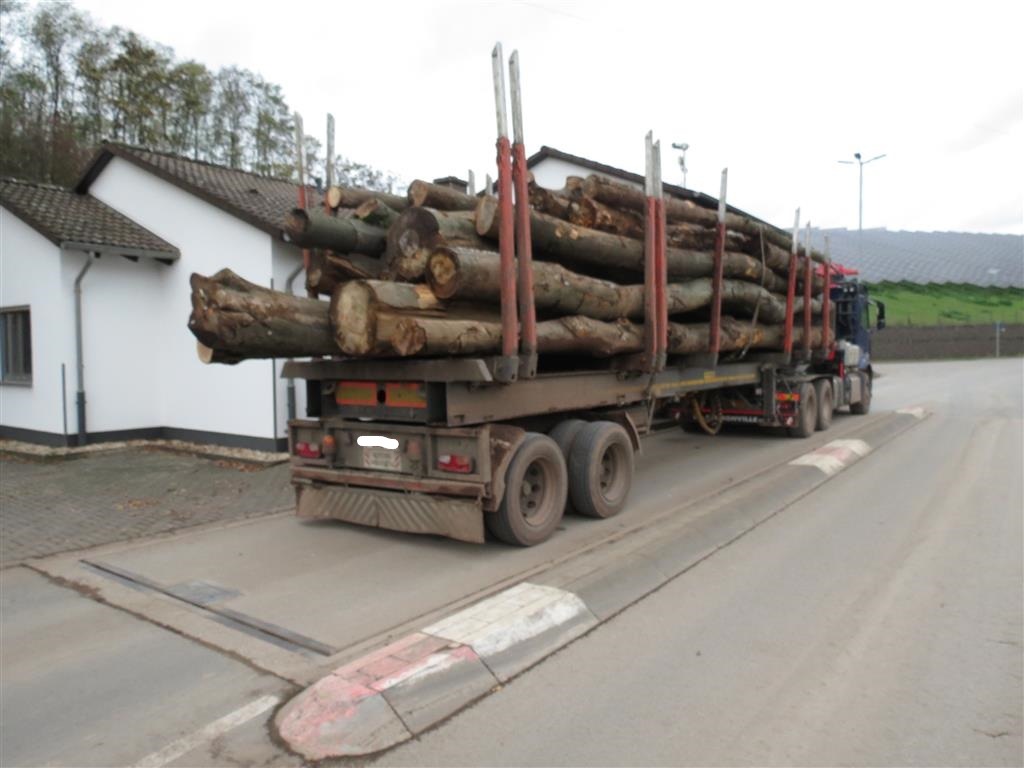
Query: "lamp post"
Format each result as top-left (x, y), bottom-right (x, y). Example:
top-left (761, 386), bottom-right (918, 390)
top-left (838, 151), bottom-right (885, 257)
top-left (672, 142), bottom-right (689, 188)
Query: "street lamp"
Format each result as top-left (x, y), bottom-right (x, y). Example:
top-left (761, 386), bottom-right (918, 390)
top-left (838, 151), bottom-right (886, 256)
top-left (672, 142), bottom-right (689, 188)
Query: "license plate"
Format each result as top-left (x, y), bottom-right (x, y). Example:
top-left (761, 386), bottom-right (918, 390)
top-left (362, 446), bottom-right (402, 472)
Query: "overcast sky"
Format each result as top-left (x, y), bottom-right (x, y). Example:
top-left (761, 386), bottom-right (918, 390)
top-left (72, 0), bottom-right (1024, 235)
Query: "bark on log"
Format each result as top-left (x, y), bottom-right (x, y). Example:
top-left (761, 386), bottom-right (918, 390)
top-left (189, 269), bottom-right (336, 361)
top-left (306, 250), bottom-right (383, 296)
top-left (353, 198), bottom-right (400, 228)
top-left (528, 183), bottom-right (575, 220)
top-left (427, 247), bottom-right (818, 324)
top-left (325, 185), bottom-right (407, 212)
top-left (385, 207), bottom-right (490, 281)
top-left (283, 209), bottom-right (387, 255)
top-left (407, 179), bottom-right (478, 211)
top-left (582, 174), bottom-right (827, 263)
top-left (475, 196), bottom-right (789, 293)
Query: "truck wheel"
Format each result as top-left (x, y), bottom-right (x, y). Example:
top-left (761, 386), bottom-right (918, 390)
top-left (850, 373), bottom-right (872, 415)
top-left (814, 379), bottom-right (833, 431)
top-left (788, 382), bottom-right (817, 438)
top-left (568, 421), bottom-right (634, 518)
top-left (489, 433), bottom-right (567, 546)
top-left (549, 419), bottom-right (587, 461)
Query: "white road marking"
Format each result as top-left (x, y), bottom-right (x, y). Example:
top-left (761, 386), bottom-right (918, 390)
top-left (424, 582), bottom-right (590, 658)
top-left (789, 439), bottom-right (872, 476)
top-left (134, 694), bottom-right (281, 768)
top-left (897, 406), bottom-right (928, 419)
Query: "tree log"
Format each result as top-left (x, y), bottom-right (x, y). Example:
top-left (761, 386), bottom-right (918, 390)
top-left (407, 179), bottom-right (478, 211)
top-left (189, 269), bottom-right (336, 361)
top-left (385, 206), bottom-right (490, 281)
top-left (325, 185), bottom-right (407, 212)
top-left (306, 250), bottom-right (383, 296)
top-left (582, 175), bottom-right (827, 263)
top-left (283, 209), bottom-right (387, 255)
top-left (475, 196), bottom-right (790, 293)
top-left (353, 197), bottom-right (400, 228)
top-left (427, 247), bottom-right (818, 324)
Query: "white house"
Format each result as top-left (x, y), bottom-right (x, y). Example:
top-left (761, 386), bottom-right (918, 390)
top-left (1, 143), bottom-right (318, 450)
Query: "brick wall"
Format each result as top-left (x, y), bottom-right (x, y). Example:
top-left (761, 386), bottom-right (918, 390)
top-left (871, 324), bottom-right (1024, 360)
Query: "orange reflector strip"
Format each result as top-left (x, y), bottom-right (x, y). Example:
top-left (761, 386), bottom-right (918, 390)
top-left (776, 392), bottom-right (800, 402)
top-left (385, 382), bottom-right (427, 409)
top-left (336, 381), bottom-right (377, 406)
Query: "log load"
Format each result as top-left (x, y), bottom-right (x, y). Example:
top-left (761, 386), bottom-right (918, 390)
top-left (407, 180), bottom-right (479, 211)
top-left (475, 196), bottom-right (792, 293)
top-left (283, 209), bottom-right (387, 255)
top-left (305, 250), bottom-right (383, 296)
top-left (189, 269), bottom-right (335, 362)
top-left (427, 247), bottom-right (819, 324)
top-left (384, 207), bottom-right (490, 281)
top-left (326, 185), bottom-right (408, 212)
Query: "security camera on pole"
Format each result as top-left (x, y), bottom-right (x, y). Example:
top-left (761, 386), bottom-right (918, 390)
top-left (672, 142), bottom-right (689, 188)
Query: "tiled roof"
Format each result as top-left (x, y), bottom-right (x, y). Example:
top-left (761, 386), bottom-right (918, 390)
top-left (812, 228), bottom-right (1023, 288)
top-left (75, 142), bottom-right (322, 238)
top-left (0, 178), bottom-right (178, 258)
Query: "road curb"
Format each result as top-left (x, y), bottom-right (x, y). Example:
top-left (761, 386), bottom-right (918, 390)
top-left (273, 408), bottom-right (930, 759)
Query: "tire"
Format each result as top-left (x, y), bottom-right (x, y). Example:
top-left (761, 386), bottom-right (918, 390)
top-left (488, 433), bottom-right (567, 546)
top-left (787, 382), bottom-right (817, 438)
top-left (568, 421), bottom-right (634, 519)
top-left (549, 419), bottom-right (587, 462)
top-left (850, 372), bottom-right (871, 415)
top-left (814, 379), bottom-right (833, 431)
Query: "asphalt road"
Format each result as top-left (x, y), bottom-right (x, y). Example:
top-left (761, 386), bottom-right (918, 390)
top-left (1, 358), bottom-right (1020, 766)
top-left (377, 358), bottom-right (1023, 766)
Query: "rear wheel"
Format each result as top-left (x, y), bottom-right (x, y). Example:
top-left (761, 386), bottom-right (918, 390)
top-left (568, 421), bottom-right (634, 518)
top-left (850, 372), bottom-right (872, 415)
top-left (488, 433), bottom-right (567, 546)
top-left (814, 379), bottom-right (833, 431)
top-left (549, 419), bottom-right (587, 462)
top-left (788, 382), bottom-right (817, 438)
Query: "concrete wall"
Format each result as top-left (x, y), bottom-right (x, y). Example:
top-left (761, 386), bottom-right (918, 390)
top-left (872, 324), bottom-right (1024, 360)
top-left (0, 209), bottom-right (74, 438)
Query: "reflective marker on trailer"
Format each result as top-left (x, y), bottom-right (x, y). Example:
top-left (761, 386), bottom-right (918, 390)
top-left (438, 454), bottom-right (473, 473)
top-left (295, 441), bottom-right (321, 458)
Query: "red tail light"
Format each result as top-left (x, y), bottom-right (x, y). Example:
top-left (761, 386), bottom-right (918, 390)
top-left (295, 441), bottom-right (321, 459)
top-left (437, 454), bottom-right (473, 474)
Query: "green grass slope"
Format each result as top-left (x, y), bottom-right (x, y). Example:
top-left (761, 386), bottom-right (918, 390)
top-left (865, 282), bottom-right (1024, 326)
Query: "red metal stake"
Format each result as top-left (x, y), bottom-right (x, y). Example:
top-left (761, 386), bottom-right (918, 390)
top-left (643, 133), bottom-right (657, 372)
top-left (709, 169), bottom-right (728, 361)
top-left (802, 224), bottom-right (812, 354)
top-left (782, 208), bottom-right (800, 357)
top-left (821, 235), bottom-right (832, 351)
top-left (653, 141), bottom-right (668, 370)
top-left (510, 51), bottom-right (536, 375)
top-left (492, 44), bottom-right (518, 378)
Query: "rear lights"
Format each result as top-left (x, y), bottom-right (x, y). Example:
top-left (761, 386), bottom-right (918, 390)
top-left (321, 434), bottom-right (337, 457)
top-left (437, 453), bottom-right (473, 474)
top-left (294, 441), bottom-right (321, 459)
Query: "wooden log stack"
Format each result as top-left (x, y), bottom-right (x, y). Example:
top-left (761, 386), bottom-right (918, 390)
top-left (189, 175), bottom-right (825, 364)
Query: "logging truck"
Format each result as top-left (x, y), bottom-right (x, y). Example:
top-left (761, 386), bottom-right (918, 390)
top-left (282, 269), bottom-right (884, 546)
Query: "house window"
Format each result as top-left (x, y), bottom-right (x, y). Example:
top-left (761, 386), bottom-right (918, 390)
top-left (0, 307), bottom-right (32, 384)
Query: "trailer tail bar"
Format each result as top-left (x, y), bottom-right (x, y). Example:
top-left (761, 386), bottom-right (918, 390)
top-left (509, 50), bottom-right (537, 377)
top-left (492, 43), bottom-right (518, 381)
top-left (709, 168), bottom-right (728, 361)
top-left (802, 222), bottom-right (812, 355)
top-left (783, 208), bottom-right (800, 357)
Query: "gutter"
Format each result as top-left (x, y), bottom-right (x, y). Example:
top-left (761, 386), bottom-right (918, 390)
top-left (284, 264), bottom-right (305, 422)
top-left (74, 253), bottom-right (98, 445)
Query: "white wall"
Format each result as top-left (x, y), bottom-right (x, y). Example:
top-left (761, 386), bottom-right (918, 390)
top-left (89, 157), bottom-right (277, 441)
top-left (271, 240), bottom-right (310, 436)
top-left (530, 157), bottom-right (642, 192)
top-left (0, 209), bottom-right (74, 437)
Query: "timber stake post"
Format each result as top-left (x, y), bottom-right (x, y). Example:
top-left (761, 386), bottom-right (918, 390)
top-left (293, 112), bottom-right (316, 300)
top-left (821, 234), bottom-right (832, 351)
top-left (783, 208), bottom-right (799, 359)
top-left (643, 132), bottom-right (657, 373)
top-left (654, 141), bottom-right (668, 371)
top-left (510, 50), bottom-right (537, 378)
top-left (709, 168), bottom-right (729, 364)
top-left (802, 222), bottom-right (812, 357)
top-left (492, 42), bottom-right (519, 382)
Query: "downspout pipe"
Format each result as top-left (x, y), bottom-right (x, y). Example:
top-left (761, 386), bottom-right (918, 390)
top-left (74, 253), bottom-right (97, 446)
top-left (284, 263), bottom-right (305, 422)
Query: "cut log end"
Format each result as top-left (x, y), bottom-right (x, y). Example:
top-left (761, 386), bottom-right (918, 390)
top-left (331, 281), bottom-right (378, 356)
top-left (426, 247), bottom-right (459, 299)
